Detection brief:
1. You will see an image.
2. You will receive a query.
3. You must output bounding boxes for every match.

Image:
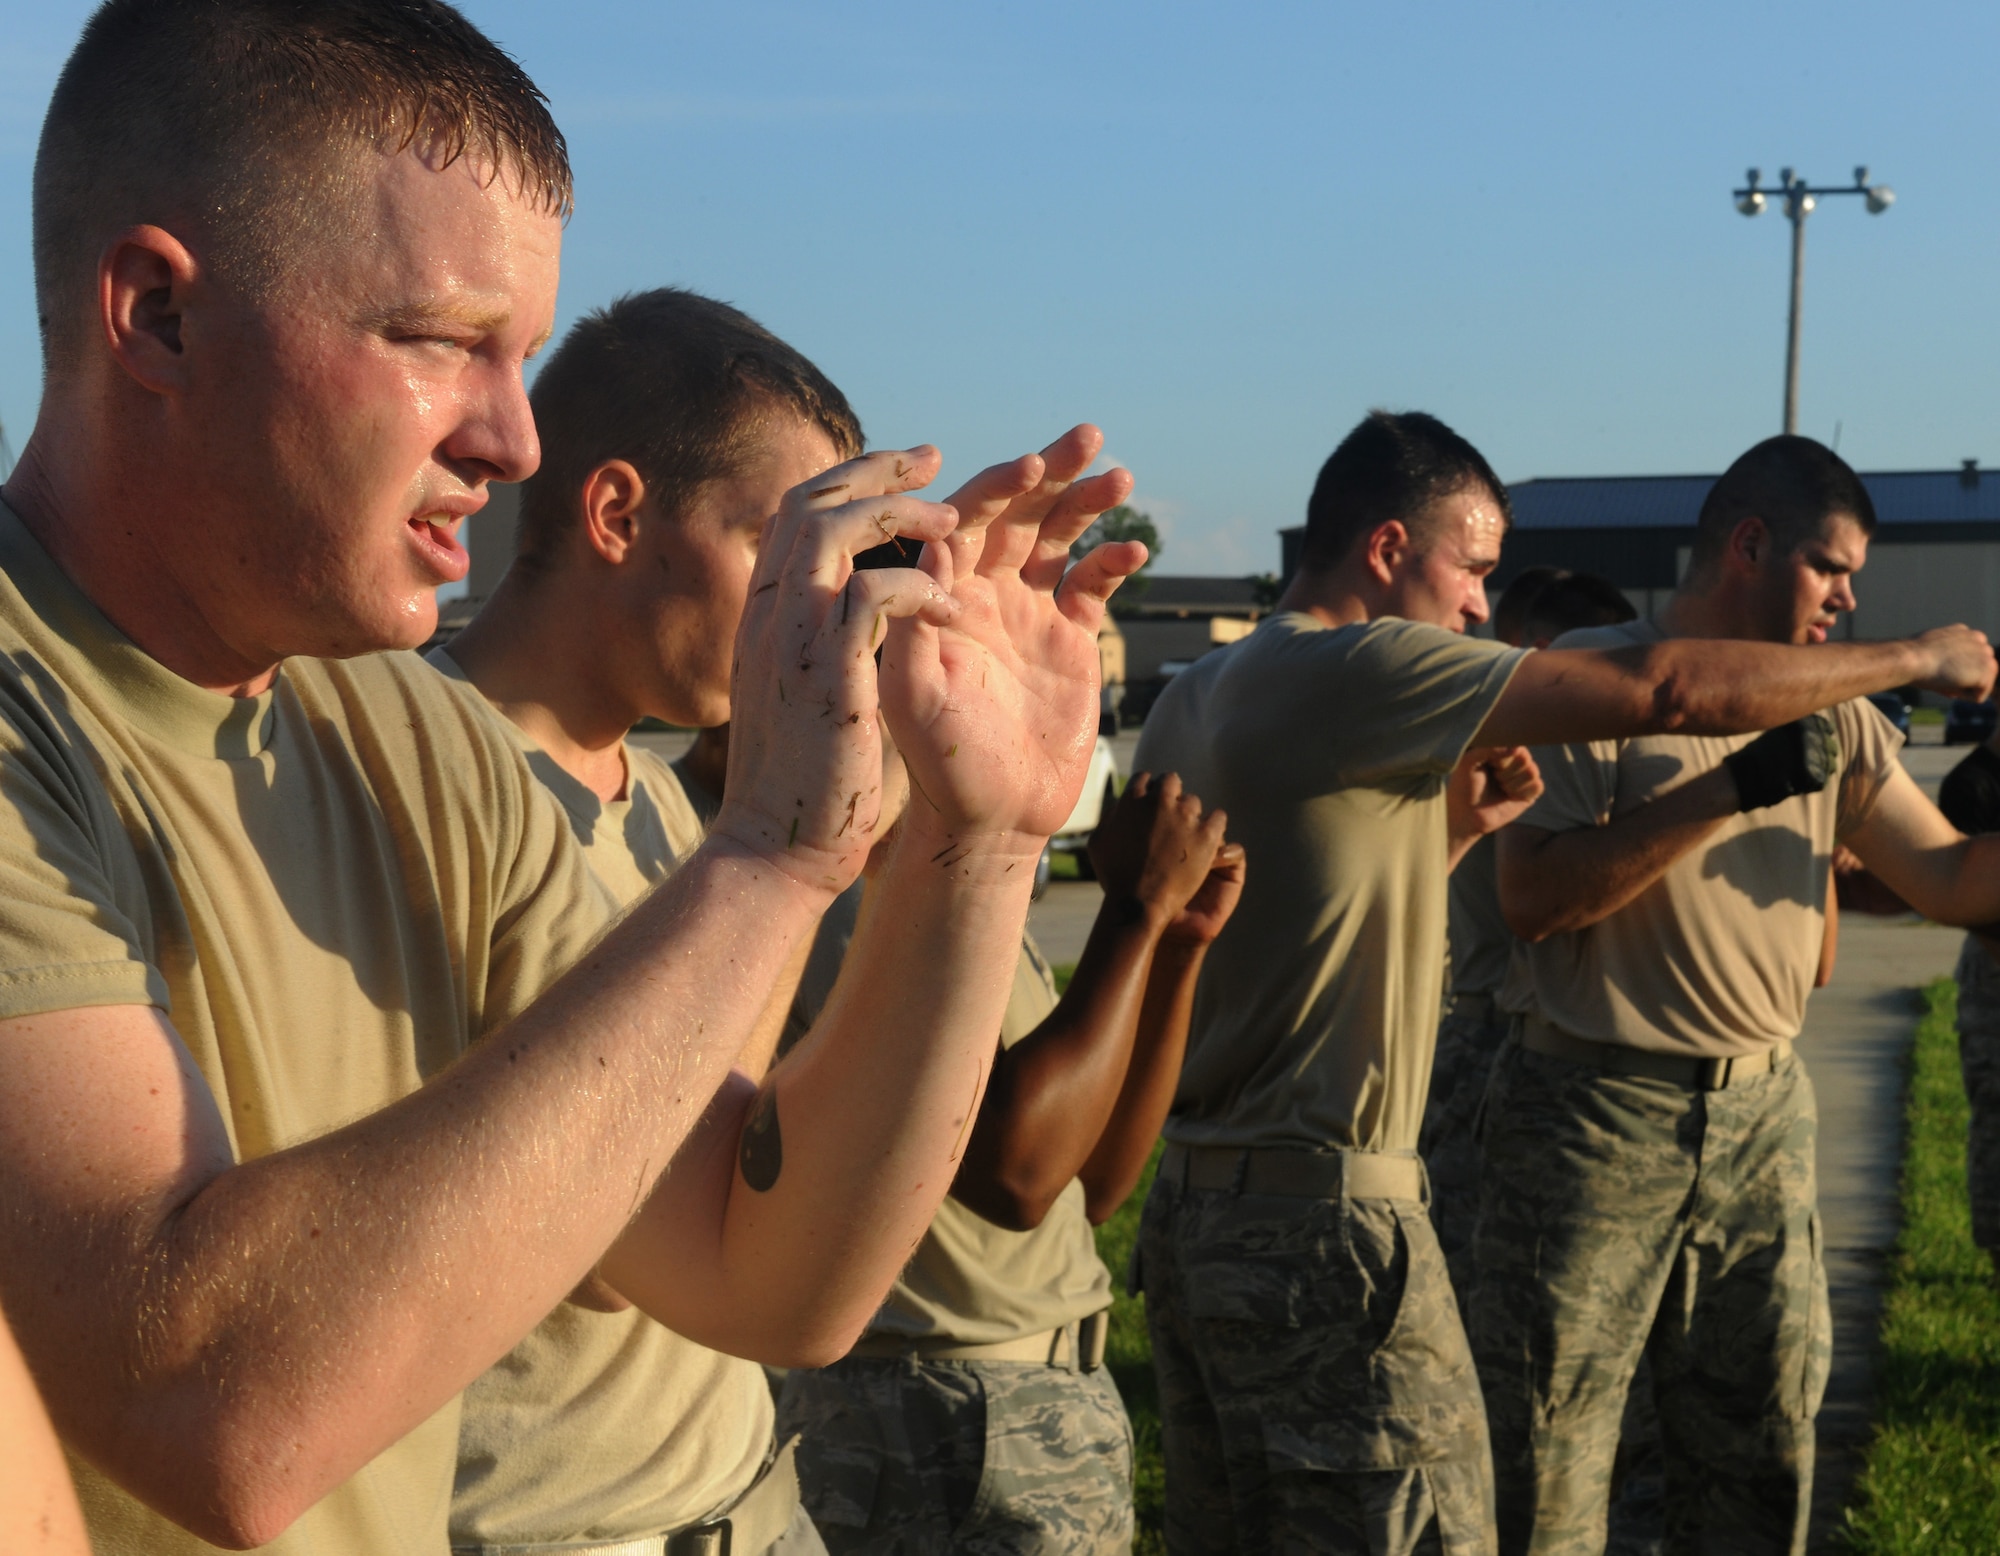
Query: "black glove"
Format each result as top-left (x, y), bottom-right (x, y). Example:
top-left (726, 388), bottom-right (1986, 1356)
top-left (1724, 712), bottom-right (1841, 812)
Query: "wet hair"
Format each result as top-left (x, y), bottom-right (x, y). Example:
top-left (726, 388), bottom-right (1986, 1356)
top-left (34, 0), bottom-right (571, 367)
top-left (1298, 410), bottom-right (1511, 574)
top-left (516, 288), bottom-right (864, 571)
top-left (1689, 436), bottom-right (1877, 571)
top-left (1521, 571), bottom-right (1638, 646)
top-left (1492, 565), bottom-right (1566, 647)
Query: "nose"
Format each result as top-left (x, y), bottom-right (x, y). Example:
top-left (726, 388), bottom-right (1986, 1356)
top-left (1829, 574), bottom-right (1858, 614)
top-left (1466, 580), bottom-right (1491, 628)
top-left (445, 358), bottom-right (541, 488)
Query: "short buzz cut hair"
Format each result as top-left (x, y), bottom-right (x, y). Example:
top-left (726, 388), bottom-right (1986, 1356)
top-left (1298, 410), bottom-right (1511, 573)
top-left (515, 288), bottom-right (864, 571)
top-left (34, 0), bottom-right (571, 368)
top-left (1690, 435), bottom-right (1877, 570)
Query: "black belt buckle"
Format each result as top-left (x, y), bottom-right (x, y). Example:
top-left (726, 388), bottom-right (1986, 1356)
top-left (1696, 1056), bottom-right (1734, 1092)
top-left (668, 1521), bottom-right (732, 1556)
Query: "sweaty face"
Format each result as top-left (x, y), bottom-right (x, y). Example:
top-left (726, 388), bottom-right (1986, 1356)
top-left (1759, 512), bottom-right (1869, 646)
top-left (1385, 486), bottom-right (1507, 634)
top-left (637, 417), bottom-right (843, 728)
top-left (181, 147), bottom-right (559, 659)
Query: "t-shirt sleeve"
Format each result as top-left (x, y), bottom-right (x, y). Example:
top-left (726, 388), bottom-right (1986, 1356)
top-left (0, 713), bottom-right (167, 1019)
top-left (1287, 619), bottom-right (1527, 785)
top-left (1939, 747), bottom-right (2000, 836)
top-left (1833, 697), bottom-right (1907, 840)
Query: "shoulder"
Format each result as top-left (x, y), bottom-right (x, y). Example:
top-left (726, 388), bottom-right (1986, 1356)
top-left (1828, 693), bottom-right (1904, 764)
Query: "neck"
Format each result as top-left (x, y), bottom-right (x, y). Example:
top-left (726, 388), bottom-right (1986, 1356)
top-left (1275, 564), bottom-right (1378, 629)
top-left (3, 418), bottom-right (283, 697)
top-left (1657, 577), bottom-right (1749, 642)
top-left (447, 564), bottom-right (639, 801)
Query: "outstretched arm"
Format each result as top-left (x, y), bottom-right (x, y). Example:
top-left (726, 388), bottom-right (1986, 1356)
top-left (949, 773), bottom-right (1228, 1232)
top-left (1476, 628), bottom-right (1994, 749)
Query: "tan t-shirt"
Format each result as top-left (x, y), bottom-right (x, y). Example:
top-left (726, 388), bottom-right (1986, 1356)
top-left (865, 936), bottom-right (1113, 1345)
top-left (426, 659), bottom-right (773, 1543)
top-left (1498, 618), bottom-right (1903, 1058)
top-left (426, 651), bottom-right (705, 900)
top-left (1447, 834), bottom-right (1512, 998)
top-left (1135, 612), bottom-right (1525, 1153)
top-left (0, 503), bottom-right (615, 1556)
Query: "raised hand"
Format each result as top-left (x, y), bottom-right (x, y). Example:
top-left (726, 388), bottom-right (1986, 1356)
top-left (1166, 842), bottom-right (1248, 947)
top-left (715, 448), bottom-right (961, 893)
top-left (879, 425), bottom-right (1145, 854)
top-left (1087, 772), bottom-right (1230, 929)
top-left (1912, 625), bottom-right (1998, 701)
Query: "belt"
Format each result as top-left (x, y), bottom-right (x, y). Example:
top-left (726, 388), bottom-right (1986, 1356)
top-left (453, 1433), bottom-right (801, 1556)
top-left (1519, 1015), bottom-right (1791, 1093)
top-left (1158, 1142), bottom-right (1426, 1202)
top-left (847, 1310), bottom-right (1109, 1373)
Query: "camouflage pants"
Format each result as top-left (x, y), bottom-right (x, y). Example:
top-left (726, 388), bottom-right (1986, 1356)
top-left (1137, 1170), bottom-right (1497, 1555)
top-left (774, 1353), bottom-right (1133, 1555)
top-left (1953, 938), bottom-right (2000, 1250)
top-left (1422, 998), bottom-right (1513, 1306)
top-left (1469, 1039), bottom-right (1831, 1556)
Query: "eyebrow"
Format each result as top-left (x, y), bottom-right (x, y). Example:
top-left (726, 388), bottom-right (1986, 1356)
top-left (364, 300), bottom-right (515, 338)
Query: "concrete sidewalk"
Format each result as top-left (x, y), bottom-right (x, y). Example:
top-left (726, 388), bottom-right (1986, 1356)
top-left (1803, 912), bottom-right (1960, 1550)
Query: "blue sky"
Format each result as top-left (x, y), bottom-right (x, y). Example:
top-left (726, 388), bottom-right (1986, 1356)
top-left (3, 1), bottom-right (1996, 574)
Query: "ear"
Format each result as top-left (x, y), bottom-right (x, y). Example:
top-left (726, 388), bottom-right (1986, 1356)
top-left (578, 460), bottom-right (650, 566)
top-left (100, 225), bottom-right (200, 395)
top-left (1362, 519), bottom-right (1411, 587)
top-left (1726, 515), bottom-right (1770, 571)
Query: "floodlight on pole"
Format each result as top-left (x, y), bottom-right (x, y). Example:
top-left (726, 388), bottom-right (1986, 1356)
top-left (1733, 165), bottom-right (1894, 435)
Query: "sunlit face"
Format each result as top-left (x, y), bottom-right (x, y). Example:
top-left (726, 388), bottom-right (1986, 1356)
top-left (1383, 485), bottom-right (1507, 634)
top-left (176, 147), bottom-right (560, 659)
top-left (1756, 512), bottom-right (1869, 646)
top-left (634, 416), bottom-right (843, 728)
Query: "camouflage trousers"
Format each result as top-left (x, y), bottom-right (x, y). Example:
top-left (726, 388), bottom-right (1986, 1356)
top-left (774, 1351), bottom-right (1133, 1555)
top-left (1137, 1166), bottom-right (1497, 1555)
top-left (1421, 996), bottom-right (1514, 1307)
top-left (1469, 1038), bottom-right (1831, 1556)
top-left (1953, 937), bottom-right (2000, 1250)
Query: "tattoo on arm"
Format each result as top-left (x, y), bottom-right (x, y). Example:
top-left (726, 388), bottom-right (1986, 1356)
top-left (740, 1084), bottom-right (784, 1192)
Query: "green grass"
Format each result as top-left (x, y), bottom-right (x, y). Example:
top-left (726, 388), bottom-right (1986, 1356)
top-left (1842, 978), bottom-right (2000, 1552)
top-left (1054, 960), bottom-right (1167, 1553)
top-left (1909, 706), bottom-right (1946, 727)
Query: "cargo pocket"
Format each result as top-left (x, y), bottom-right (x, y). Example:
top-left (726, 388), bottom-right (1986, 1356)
top-left (1252, 1452), bottom-right (1494, 1556)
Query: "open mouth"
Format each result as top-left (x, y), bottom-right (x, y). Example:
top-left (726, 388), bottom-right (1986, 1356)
top-left (408, 513), bottom-right (469, 584)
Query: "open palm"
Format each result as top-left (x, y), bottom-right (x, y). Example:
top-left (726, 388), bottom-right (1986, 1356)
top-left (881, 426), bottom-right (1144, 842)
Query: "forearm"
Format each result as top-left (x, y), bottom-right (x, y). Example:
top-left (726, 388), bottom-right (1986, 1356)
top-left (602, 817), bottom-right (1041, 1366)
top-left (9, 842), bottom-right (822, 1544)
top-left (1484, 639), bottom-right (1925, 747)
top-left (951, 896), bottom-right (1164, 1231)
top-left (1498, 766), bottom-right (1739, 939)
top-left (1079, 937), bottom-right (1205, 1222)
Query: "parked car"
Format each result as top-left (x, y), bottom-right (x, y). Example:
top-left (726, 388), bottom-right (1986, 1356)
top-left (1945, 699), bottom-right (1998, 746)
top-left (1047, 736), bottom-right (1122, 880)
top-left (1866, 691), bottom-right (1912, 739)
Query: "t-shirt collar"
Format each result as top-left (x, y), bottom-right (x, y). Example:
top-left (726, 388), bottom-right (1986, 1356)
top-left (0, 498), bottom-right (277, 759)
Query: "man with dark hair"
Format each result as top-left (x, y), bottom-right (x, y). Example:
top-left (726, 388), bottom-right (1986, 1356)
top-left (1425, 572), bottom-right (1638, 1303)
top-left (1131, 410), bottom-right (1994, 1554)
top-left (1483, 434), bottom-right (2000, 1554)
top-left (0, 7), bottom-right (1143, 1556)
top-left (433, 287), bottom-right (880, 1555)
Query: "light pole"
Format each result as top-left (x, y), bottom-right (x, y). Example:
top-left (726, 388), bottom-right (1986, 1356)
top-left (1734, 166), bottom-right (1894, 435)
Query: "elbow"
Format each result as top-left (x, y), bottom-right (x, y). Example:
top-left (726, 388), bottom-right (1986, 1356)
top-left (1502, 902), bottom-right (1560, 944)
top-left (1641, 654), bottom-right (1698, 734)
top-left (952, 1172), bottom-right (1059, 1235)
top-left (108, 1421), bottom-right (324, 1550)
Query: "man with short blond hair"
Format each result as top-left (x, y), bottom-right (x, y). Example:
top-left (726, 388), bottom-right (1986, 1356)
top-left (0, 5), bottom-right (1142, 1555)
